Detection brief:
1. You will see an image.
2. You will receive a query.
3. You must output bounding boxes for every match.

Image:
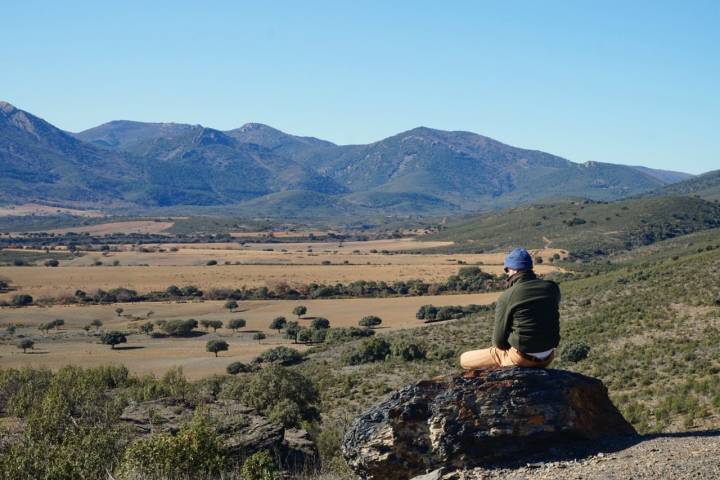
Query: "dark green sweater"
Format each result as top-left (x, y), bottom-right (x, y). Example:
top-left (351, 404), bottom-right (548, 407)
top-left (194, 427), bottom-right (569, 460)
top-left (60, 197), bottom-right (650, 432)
top-left (492, 271), bottom-right (560, 352)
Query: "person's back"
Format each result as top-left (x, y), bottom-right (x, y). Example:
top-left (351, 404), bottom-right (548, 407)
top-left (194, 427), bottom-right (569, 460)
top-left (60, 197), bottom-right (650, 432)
top-left (460, 247), bottom-right (560, 369)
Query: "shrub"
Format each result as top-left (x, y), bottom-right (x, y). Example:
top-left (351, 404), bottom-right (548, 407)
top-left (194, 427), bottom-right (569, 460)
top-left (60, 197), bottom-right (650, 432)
top-left (236, 366), bottom-right (320, 428)
top-left (206, 259), bottom-right (218, 266)
top-left (100, 331), bottom-right (127, 349)
top-left (226, 361), bottom-right (251, 375)
top-left (90, 319), bottom-right (103, 331)
top-left (390, 339), bottom-right (427, 361)
top-left (228, 318), bottom-right (246, 331)
top-left (311, 317), bottom-right (330, 330)
top-left (17, 338), bottom-right (34, 353)
top-left (345, 337), bottom-right (391, 365)
top-left (118, 415), bottom-right (225, 479)
top-left (252, 332), bottom-right (266, 342)
top-left (11, 294), bottom-right (33, 306)
top-left (224, 300), bottom-right (238, 311)
top-left (325, 327), bottom-right (375, 343)
top-left (240, 450), bottom-right (279, 480)
top-left (297, 327), bottom-right (312, 343)
top-left (139, 321), bottom-right (154, 335)
top-left (253, 346), bottom-right (303, 365)
top-left (359, 315), bottom-right (382, 328)
top-left (44, 259), bottom-right (59, 267)
top-left (206, 340), bottom-right (229, 357)
top-left (162, 319), bottom-right (198, 337)
top-left (560, 342), bottom-right (591, 363)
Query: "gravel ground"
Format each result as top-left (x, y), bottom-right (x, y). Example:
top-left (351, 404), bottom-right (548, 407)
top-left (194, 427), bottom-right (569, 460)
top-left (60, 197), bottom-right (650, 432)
top-left (435, 430), bottom-right (720, 480)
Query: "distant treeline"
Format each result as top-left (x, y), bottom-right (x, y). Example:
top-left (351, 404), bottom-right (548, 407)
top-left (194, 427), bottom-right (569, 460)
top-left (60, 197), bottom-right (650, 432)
top-left (1, 266), bottom-right (505, 307)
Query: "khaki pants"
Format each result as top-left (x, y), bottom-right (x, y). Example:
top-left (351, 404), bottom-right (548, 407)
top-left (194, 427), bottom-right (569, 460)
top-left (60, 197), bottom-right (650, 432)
top-left (460, 346), bottom-right (554, 369)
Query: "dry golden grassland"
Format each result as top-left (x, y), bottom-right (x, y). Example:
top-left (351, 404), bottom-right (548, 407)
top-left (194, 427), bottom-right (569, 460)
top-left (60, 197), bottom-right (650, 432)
top-left (0, 292), bottom-right (500, 378)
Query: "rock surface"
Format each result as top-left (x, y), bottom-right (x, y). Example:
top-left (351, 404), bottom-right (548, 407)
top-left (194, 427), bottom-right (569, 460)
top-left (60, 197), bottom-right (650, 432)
top-left (342, 367), bottom-right (636, 480)
top-left (120, 398), bottom-right (317, 469)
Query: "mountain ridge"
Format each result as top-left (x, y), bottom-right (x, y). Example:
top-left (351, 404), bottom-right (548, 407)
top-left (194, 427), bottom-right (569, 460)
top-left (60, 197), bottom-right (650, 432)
top-left (0, 101), bottom-right (697, 216)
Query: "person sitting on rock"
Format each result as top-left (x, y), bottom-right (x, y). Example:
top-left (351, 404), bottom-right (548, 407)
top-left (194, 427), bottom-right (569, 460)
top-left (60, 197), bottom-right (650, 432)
top-left (460, 247), bottom-right (560, 369)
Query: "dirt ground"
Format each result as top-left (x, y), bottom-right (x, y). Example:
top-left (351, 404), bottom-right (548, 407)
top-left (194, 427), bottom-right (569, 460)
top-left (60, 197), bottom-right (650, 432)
top-left (0, 292), bottom-right (499, 378)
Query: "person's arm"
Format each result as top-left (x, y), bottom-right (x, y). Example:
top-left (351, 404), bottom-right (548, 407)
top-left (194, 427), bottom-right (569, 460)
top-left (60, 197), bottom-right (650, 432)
top-left (492, 291), bottom-right (512, 350)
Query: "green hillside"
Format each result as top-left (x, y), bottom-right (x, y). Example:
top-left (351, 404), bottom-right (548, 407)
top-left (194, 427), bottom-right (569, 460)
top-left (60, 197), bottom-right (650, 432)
top-left (649, 170), bottom-right (720, 200)
top-left (425, 196), bottom-right (720, 257)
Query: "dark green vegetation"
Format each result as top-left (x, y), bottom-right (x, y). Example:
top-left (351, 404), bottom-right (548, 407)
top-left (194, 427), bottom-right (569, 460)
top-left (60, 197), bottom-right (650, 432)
top-left (4, 268), bottom-right (505, 308)
top-left (0, 249), bottom-right (75, 266)
top-left (649, 169), bottom-right (720, 201)
top-left (1, 101), bottom-right (692, 216)
top-left (427, 196), bottom-right (720, 258)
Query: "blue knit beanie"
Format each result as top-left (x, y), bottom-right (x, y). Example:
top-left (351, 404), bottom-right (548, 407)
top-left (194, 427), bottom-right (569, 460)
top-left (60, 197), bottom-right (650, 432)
top-left (504, 247), bottom-right (533, 270)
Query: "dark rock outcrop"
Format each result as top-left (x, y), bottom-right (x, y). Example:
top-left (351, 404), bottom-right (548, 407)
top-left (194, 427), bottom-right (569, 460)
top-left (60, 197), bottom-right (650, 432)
top-left (120, 398), bottom-right (317, 470)
top-left (342, 368), bottom-right (636, 480)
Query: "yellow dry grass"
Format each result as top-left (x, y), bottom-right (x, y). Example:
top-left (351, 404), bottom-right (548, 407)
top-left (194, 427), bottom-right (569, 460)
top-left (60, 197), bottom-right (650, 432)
top-left (0, 203), bottom-right (105, 217)
top-left (45, 220), bottom-right (175, 235)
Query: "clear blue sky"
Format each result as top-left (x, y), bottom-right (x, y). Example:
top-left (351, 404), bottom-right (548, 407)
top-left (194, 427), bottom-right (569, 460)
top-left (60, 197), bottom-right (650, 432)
top-left (1, 1), bottom-right (717, 174)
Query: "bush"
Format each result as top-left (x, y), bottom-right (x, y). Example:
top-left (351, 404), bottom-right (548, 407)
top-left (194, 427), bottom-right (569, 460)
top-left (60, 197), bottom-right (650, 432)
top-left (208, 320), bottom-right (223, 332)
top-left (11, 294), bottom-right (33, 307)
top-left (206, 339), bottom-right (229, 357)
top-left (224, 300), bottom-right (238, 311)
top-left (269, 316), bottom-right (287, 331)
top-left (162, 319), bottom-right (198, 337)
top-left (235, 366), bottom-right (320, 428)
top-left (560, 342), bottom-right (591, 363)
top-left (297, 328), bottom-right (312, 343)
top-left (100, 331), bottom-right (127, 349)
top-left (292, 305), bottom-right (307, 318)
top-left (118, 415), bottom-right (225, 479)
top-left (325, 327), bottom-right (375, 343)
top-left (345, 337), bottom-right (391, 365)
top-left (390, 339), bottom-right (427, 361)
top-left (253, 346), bottom-right (303, 366)
top-left (359, 315), bottom-right (382, 328)
top-left (206, 259), bottom-right (218, 266)
top-left (44, 259), bottom-right (59, 267)
top-left (226, 361), bottom-right (252, 375)
top-left (240, 450), bottom-right (279, 480)
top-left (252, 332), bottom-right (266, 342)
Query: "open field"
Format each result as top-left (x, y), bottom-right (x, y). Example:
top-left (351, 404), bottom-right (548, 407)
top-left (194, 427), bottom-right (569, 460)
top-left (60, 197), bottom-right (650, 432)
top-left (0, 292), bottom-right (499, 378)
top-left (0, 203), bottom-right (105, 217)
top-left (0, 247), bottom-right (564, 299)
top-left (45, 220), bottom-right (175, 235)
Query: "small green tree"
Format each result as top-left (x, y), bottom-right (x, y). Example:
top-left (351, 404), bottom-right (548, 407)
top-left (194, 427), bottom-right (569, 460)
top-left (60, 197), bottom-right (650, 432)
top-left (297, 328), bottom-right (312, 344)
top-left (228, 318), bottom-right (246, 332)
top-left (90, 319), bottom-right (103, 331)
top-left (311, 317), bottom-right (330, 330)
top-left (5, 324), bottom-right (17, 336)
top-left (162, 319), bottom-right (198, 337)
top-left (224, 300), bottom-right (239, 312)
top-left (252, 332), bottom-right (266, 343)
top-left (561, 342), bottom-right (590, 363)
top-left (292, 305), bottom-right (307, 319)
top-left (269, 316), bottom-right (287, 332)
top-left (115, 307), bottom-right (124, 317)
top-left (359, 315), bottom-right (382, 328)
top-left (17, 338), bottom-right (34, 353)
top-left (200, 319), bottom-right (211, 331)
top-left (100, 331), bottom-right (127, 349)
top-left (208, 320), bottom-right (223, 332)
top-left (206, 340), bottom-right (229, 357)
top-left (284, 321), bottom-right (300, 343)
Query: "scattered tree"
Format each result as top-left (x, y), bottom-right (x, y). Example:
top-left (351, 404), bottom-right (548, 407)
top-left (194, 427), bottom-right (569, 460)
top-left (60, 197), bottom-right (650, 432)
top-left (359, 315), bottom-right (382, 328)
top-left (199, 319), bottom-right (211, 331)
top-left (44, 259), bottom-right (59, 267)
top-left (162, 319), bottom-right (198, 337)
top-left (297, 328), bottom-right (312, 344)
top-left (311, 317), bottom-right (330, 330)
top-left (269, 316), bottom-right (287, 332)
top-left (292, 305), bottom-right (307, 319)
top-left (5, 324), bottom-right (17, 336)
top-left (206, 259), bottom-right (218, 266)
top-left (206, 339), bottom-right (229, 357)
top-left (224, 300), bottom-right (239, 312)
top-left (90, 319), bottom-right (103, 331)
top-left (17, 338), bottom-right (34, 353)
top-left (115, 307), bottom-right (124, 317)
top-left (228, 318), bottom-right (246, 332)
top-left (253, 346), bottom-right (303, 365)
top-left (11, 294), bottom-right (33, 307)
top-left (252, 332), bottom-right (266, 343)
top-left (208, 320), bottom-right (223, 332)
top-left (284, 321), bottom-right (300, 343)
top-left (100, 331), bottom-right (127, 349)
top-left (52, 319), bottom-right (65, 330)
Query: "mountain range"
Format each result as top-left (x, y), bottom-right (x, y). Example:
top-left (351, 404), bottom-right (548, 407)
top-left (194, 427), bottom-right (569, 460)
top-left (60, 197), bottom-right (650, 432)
top-left (0, 101), bottom-right (699, 217)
